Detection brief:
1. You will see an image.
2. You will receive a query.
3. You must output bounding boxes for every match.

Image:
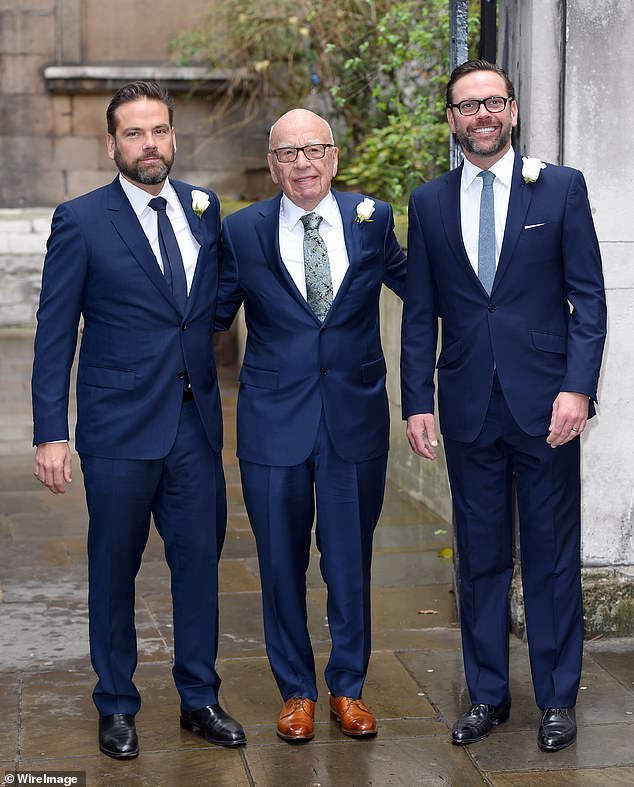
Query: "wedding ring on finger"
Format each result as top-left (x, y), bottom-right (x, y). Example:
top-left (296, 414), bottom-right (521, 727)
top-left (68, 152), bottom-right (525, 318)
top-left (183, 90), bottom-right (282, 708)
top-left (571, 426), bottom-right (579, 433)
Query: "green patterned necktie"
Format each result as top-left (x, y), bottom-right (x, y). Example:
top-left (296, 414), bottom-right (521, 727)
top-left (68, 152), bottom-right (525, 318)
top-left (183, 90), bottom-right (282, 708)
top-left (300, 212), bottom-right (333, 322)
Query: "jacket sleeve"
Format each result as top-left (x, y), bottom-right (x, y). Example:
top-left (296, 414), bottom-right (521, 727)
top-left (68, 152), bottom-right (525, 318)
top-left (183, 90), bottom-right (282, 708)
top-left (560, 170), bottom-right (607, 399)
top-left (400, 191), bottom-right (438, 418)
top-left (31, 203), bottom-right (87, 444)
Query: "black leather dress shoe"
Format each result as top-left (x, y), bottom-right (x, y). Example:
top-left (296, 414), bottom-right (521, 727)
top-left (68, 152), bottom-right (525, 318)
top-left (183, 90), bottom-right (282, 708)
top-left (99, 713), bottom-right (139, 759)
top-left (538, 707), bottom-right (576, 751)
top-left (180, 704), bottom-right (246, 746)
top-left (451, 703), bottom-right (511, 745)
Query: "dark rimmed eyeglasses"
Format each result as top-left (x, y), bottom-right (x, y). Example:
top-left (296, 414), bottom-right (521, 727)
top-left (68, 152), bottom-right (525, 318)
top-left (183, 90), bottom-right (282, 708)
top-left (447, 96), bottom-right (514, 116)
top-left (270, 144), bottom-right (335, 163)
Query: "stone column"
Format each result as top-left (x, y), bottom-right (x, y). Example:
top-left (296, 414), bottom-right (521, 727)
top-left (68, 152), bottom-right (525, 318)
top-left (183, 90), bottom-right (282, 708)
top-left (499, 0), bottom-right (634, 635)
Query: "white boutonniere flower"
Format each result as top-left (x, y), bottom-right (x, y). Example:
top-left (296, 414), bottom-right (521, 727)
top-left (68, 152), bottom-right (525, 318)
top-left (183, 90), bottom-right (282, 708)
top-left (355, 198), bottom-right (375, 223)
top-left (522, 157), bottom-right (546, 184)
top-left (191, 189), bottom-right (210, 217)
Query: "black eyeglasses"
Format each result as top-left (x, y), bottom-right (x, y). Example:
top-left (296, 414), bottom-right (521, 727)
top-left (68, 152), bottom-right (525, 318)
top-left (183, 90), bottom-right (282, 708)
top-left (270, 144), bottom-right (335, 163)
top-left (447, 96), bottom-right (514, 116)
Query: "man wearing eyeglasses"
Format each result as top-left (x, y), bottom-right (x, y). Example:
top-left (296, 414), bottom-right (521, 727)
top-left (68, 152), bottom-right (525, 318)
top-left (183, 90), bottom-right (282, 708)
top-left (216, 108), bottom-right (406, 743)
top-left (401, 59), bottom-right (606, 752)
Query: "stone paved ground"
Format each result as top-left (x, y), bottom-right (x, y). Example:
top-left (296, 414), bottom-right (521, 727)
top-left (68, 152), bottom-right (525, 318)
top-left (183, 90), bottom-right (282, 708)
top-left (1, 329), bottom-right (633, 786)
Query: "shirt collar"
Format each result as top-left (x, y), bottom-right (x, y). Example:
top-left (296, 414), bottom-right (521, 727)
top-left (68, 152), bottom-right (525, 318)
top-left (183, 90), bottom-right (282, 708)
top-left (280, 191), bottom-right (340, 231)
top-left (118, 173), bottom-right (176, 216)
top-left (461, 146), bottom-right (516, 191)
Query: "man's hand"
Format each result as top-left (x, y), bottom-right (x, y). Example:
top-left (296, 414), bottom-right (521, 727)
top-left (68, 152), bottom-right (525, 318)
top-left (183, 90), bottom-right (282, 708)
top-left (33, 442), bottom-right (72, 493)
top-left (406, 413), bottom-right (438, 460)
top-left (547, 392), bottom-right (590, 448)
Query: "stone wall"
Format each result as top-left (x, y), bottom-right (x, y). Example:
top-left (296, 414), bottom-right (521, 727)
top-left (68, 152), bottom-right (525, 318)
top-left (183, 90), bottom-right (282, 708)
top-left (0, 209), bottom-right (51, 327)
top-left (0, 0), bottom-right (274, 208)
top-left (498, 0), bottom-right (634, 588)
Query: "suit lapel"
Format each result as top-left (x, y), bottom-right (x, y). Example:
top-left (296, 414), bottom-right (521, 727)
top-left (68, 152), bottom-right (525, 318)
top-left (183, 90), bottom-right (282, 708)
top-left (172, 180), bottom-right (205, 246)
top-left (493, 152), bottom-right (533, 292)
top-left (106, 178), bottom-right (180, 314)
top-left (254, 190), bottom-right (377, 323)
top-left (438, 165), bottom-right (484, 290)
top-left (326, 190), bottom-right (363, 319)
top-left (172, 180), bottom-right (207, 315)
top-left (255, 194), bottom-right (317, 319)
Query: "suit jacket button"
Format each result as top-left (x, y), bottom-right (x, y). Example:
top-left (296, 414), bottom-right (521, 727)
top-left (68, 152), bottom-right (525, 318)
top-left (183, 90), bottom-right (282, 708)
top-left (181, 323), bottom-right (187, 330)
top-left (176, 371), bottom-right (185, 380)
top-left (488, 304), bottom-right (496, 312)
top-left (320, 367), bottom-right (328, 375)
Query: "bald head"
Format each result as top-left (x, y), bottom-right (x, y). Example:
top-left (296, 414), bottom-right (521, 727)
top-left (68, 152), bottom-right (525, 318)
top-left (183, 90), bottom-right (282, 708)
top-left (269, 109), bottom-right (334, 150)
top-left (267, 108), bottom-right (339, 212)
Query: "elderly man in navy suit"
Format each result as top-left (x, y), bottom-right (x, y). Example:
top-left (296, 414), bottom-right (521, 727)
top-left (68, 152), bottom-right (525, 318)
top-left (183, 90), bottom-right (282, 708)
top-left (32, 81), bottom-right (245, 758)
top-left (401, 60), bottom-right (606, 752)
top-left (216, 108), bottom-right (406, 743)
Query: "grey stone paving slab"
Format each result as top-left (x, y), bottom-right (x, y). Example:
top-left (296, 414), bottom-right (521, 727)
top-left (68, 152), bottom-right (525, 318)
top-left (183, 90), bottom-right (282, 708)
top-left (216, 592), bottom-right (267, 657)
top-left (364, 550), bottom-right (454, 588)
top-left (472, 721), bottom-right (634, 773)
top-left (219, 556), bottom-right (262, 593)
top-left (372, 584), bottom-right (458, 630)
top-left (1, 601), bottom-right (89, 667)
top-left (219, 526), bottom-right (257, 560)
top-left (244, 737), bottom-right (487, 787)
top-left (490, 766), bottom-right (634, 786)
top-left (17, 750), bottom-right (251, 787)
top-left (0, 490), bottom-right (50, 516)
top-left (586, 637), bottom-right (634, 691)
top-left (362, 651), bottom-right (438, 718)
top-left (373, 520), bottom-right (453, 553)
top-left (575, 651), bottom-right (634, 725)
top-left (379, 491), bottom-right (445, 525)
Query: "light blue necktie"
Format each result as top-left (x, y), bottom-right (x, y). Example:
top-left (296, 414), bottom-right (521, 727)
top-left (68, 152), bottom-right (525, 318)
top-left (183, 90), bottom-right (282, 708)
top-left (477, 170), bottom-right (496, 294)
top-left (300, 212), bottom-right (333, 322)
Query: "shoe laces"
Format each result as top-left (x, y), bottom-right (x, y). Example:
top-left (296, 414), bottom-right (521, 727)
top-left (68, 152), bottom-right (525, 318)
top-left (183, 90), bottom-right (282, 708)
top-left (287, 697), bottom-right (312, 713)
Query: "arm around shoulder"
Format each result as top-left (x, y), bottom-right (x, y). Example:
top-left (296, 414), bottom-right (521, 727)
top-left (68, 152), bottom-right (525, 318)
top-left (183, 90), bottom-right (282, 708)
top-left (215, 216), bottom-right (245, 332)
top-left (380, 201), bottom-right (407, 299)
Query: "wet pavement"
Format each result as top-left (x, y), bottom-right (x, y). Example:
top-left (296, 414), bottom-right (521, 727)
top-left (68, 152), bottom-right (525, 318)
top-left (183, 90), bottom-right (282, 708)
top-left (1, 328), bottom-right (633, 786)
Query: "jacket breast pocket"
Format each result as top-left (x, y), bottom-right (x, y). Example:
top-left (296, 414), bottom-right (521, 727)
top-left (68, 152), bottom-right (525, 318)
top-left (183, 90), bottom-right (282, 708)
top-left (82, 365), bottom-right (136, 390)
top-left (239, 364), bottom-right (279, 389)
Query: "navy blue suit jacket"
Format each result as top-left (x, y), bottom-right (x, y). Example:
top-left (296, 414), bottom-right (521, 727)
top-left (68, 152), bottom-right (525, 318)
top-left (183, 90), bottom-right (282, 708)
top-left (216, 190), bottom-right (406, 465)
top-left (401, 153), bottom-right (606, 441)
top-left (32, 177), bottom-right (223, 458)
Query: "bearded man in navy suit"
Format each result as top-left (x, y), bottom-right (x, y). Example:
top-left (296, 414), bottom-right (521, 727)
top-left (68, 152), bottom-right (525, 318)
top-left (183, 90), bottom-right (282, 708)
top-left (32, 81), bottom-right (245, 758)
top-left (216, 108), bottom-right (406, 743)
top-left (401, 60), bottom-right (606, 752)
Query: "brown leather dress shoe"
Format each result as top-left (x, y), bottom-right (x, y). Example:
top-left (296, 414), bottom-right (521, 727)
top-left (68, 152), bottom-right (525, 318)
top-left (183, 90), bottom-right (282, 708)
top-left (277, 697), bottom-right (315, 743)
top-left (329, 696), bottom-right (377, 737)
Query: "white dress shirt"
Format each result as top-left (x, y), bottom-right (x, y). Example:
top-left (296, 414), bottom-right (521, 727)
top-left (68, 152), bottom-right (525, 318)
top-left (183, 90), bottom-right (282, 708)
top-left (118, 174), bottom-right (200, 293)
top-left (460, 146), bottom-right (515, 275)
top-left (278, 192), bottom-right (350, 300)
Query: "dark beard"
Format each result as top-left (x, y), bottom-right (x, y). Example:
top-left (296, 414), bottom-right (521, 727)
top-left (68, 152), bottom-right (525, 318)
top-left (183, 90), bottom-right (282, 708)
top-left (114, 146), bottom-right (174, 186)
top-left (455, 123), bottom-right (512, 159)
